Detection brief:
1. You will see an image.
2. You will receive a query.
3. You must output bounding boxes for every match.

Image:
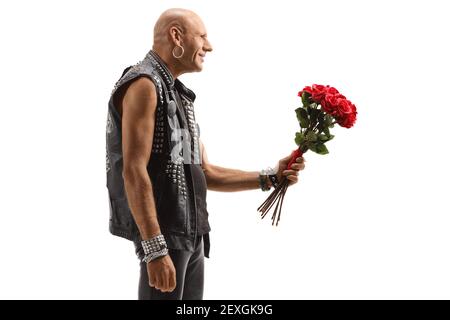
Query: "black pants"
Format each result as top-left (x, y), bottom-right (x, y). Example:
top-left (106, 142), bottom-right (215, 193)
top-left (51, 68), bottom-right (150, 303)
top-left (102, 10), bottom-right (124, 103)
top-left (134, 235), bottom-right (204, 300)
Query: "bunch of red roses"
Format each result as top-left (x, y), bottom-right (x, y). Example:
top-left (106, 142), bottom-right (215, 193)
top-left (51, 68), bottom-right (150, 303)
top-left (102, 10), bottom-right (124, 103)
top-left (258, 84), bottom-right (357, 226)
top-left (300, 84), bottom-right (357, 129)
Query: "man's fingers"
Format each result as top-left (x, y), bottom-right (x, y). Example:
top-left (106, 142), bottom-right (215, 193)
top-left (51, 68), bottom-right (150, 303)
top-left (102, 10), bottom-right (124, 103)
top-left (167, 269), bottom-right (176, 292)
top-left (155, 276), bottom-right (163, 290)
top-left (286, 175), bottom-right (298, 185)
top-left (164, 270), bottom-right (172, 292)
top-left (151, 277), bottom-right (158, 289)
top-left (285, 169), bottom-right (299, 185)
top-left (156, 277), bottom-right (163, 292)
top-left (283, 169), bottom-right (299, 176)
top-left (159, 272), bottom-right (169, 292)
top-left (157, 269), bottom-right (175, 292)
top-left (149, 273), bottom-right (156, 287)
top-left (168, 273), bottom-right (176, 292)
top-left (290, 163), bottom-right (305, 171)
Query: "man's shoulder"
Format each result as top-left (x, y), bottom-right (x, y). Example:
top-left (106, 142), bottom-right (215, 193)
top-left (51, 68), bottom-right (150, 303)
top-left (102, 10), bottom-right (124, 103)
top-left (112, 61), bottom-right (162, 98)
top-left (127, 76), bottom-right (157, 96)
top-left (121, 60), bottom-right (160, 83)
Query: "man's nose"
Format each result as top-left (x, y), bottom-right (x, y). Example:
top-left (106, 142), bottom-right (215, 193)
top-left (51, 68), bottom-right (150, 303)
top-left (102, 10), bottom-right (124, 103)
top-left (205, 39), bottom-right (213, 52)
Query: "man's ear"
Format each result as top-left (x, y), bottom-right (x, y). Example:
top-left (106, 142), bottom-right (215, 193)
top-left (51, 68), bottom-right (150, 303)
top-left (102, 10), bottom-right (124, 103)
top-left (169, 25), bottom-right (183, 46)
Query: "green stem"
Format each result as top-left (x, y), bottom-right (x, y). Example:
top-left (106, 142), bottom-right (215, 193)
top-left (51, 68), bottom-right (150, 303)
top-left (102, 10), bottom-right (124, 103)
top-left (302, 118), bottom-right (320, 142)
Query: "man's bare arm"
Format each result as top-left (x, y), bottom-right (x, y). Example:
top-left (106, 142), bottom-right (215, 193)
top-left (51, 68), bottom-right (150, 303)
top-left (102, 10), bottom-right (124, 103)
top-left (121, 77), bottom-right (161, 239)
top-left (199, 140), bottom-right (265, 192)
top-left (121, 77), bottom-right (176, 293)
top-left (199, 139), bottom-right (305, 192)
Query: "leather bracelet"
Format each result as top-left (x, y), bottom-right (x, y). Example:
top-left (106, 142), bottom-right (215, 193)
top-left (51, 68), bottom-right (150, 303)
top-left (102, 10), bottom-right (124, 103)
top-left (143, 248), bottom-right (169, 263)
top-left (268, 174), bottom-right (279, 188)
top-left (259, 174), bottom-right (270, 191)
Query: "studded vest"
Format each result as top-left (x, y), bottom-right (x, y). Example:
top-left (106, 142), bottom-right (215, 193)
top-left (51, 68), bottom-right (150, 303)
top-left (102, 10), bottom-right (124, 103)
top-left (106, 50), bottom-right (210, 257)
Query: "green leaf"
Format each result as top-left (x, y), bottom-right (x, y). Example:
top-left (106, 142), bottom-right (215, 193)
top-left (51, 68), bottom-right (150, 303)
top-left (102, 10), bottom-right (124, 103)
top-left (318, 133), bottom-right (335, 142)
top-left (325, 114), bottom-right (334, 126)
top-left (310, 108), bottom-right (320, 123)
top-left (306, 131), bottom-right (317, 142)
top-left (295, 107), bottom-right (309, 128)
top-left (301, 92), bottom-right (311, 108)
top-left (323, 126), bottom-right (331, 137)
top-left (307, 142), bottom-right (317, 153)
top-left (315, 142), bottom-right (329, 155)
top-left (295, 132), bottom-right (305, 146)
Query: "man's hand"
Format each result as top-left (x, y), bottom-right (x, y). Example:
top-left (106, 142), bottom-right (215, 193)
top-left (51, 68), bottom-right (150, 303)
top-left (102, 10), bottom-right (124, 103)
top-left (147, 254), bottom-right (177, 292)
top-left (275, 154), bottom-right (306, 186)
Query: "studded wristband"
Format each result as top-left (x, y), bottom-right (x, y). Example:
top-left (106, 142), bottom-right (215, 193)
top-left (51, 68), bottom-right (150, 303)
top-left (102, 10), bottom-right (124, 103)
top-left (259, 167), bottom-right (273, 191)
top-left (141, 234), bottom-right (168, 255)
top-left (259, 166), bottom-right (280, 191)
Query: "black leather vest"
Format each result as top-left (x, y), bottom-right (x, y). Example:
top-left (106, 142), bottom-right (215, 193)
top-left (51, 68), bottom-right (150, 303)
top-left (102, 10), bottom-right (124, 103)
top-left (106, 50), bottom-right (210, 257)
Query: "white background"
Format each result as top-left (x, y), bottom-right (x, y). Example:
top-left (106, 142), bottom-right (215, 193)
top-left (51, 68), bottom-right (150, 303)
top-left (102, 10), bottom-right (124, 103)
top-left (0, 0), bottom-right (449, 299)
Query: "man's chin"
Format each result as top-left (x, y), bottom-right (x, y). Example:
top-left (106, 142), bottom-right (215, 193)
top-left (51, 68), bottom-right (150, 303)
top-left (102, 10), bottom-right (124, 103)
top-left (186, 63), bottom-right (203, 73)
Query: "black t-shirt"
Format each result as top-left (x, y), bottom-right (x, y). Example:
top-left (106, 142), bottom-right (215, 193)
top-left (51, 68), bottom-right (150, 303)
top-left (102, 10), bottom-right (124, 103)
top-left (189, 163), bottom-right (211, 235)
top-left (173, 90), bottom-right (211, 236)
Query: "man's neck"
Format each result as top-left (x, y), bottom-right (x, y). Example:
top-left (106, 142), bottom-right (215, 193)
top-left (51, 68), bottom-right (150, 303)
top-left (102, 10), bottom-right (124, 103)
top-left (151, 47), bottom-right (185, 80)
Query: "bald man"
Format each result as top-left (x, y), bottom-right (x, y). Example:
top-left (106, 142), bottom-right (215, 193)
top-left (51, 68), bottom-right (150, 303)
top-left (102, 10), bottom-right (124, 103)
top-left (105, 8), bottom-right (305, 300)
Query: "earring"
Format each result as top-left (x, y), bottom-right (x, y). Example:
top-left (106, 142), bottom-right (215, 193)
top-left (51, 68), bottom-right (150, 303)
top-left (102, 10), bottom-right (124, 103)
top-left (172, 45), bottom-right (184, 59)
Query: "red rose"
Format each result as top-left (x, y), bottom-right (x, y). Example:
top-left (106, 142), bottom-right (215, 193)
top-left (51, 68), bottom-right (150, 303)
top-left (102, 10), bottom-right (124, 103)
top-left (310, 84), bottom-right (329, 102)
top-left (336, 101), bottom-right (357, 128)
top-left (299, 84), bottom-right (334, 103)
top-left (338, 111), bottom-right (357, 128)
top-left (298, 86), bottom-right (312, 97)
top-left (325, 86), bottom-right (340, 96)
top-left (322, 93), bottom-right (340, 115)
top-left (336, 97), bottom-right (353, 115)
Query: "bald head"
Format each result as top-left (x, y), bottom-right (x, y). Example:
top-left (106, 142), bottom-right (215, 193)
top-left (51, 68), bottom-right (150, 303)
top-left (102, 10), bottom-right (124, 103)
top-left (151, 8), bottom-right (212, 77)
top-left (153, 8), bottom-right (201, 46)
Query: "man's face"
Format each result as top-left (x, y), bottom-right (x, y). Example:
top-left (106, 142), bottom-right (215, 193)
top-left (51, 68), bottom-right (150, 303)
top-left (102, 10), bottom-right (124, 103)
top-left (180, 17), bottom-right (213, 72)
